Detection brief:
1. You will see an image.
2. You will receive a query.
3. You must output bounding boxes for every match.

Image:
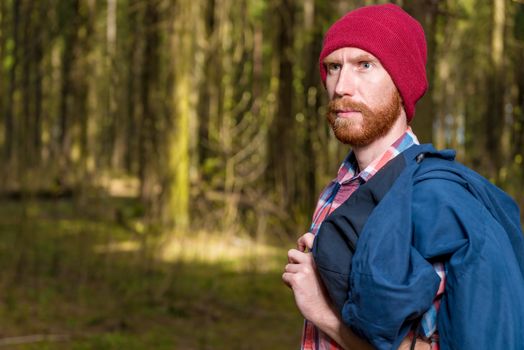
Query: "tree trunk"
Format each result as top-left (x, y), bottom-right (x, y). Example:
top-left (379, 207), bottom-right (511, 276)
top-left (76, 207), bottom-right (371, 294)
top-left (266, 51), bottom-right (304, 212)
top-left (21, 1), bottom-right (34, 170)
top-left (268, 0), bottom-right (296, 210)
top-left (59, 0), bottom-right (80, 170)
top-left (32, 0), bottom-right (45, 166)
top-left (513, 2), bottom-right (524, 186)
top-left (300, 0), bottom-right (320, 219)
top-left (0, 1), bottom-right (4, 165)
top-left (4, 0), bottom-right (20, 166)
top-left (486, 0), bottom-right (506, 179)
top-left (124, 0), bottom-right (140, 174)
top-left (138, 1), bottom-right (160, 204)
top-left (402, 0), bottom-right (440, 143)
top-left (168, 0), bottom-right (200, 230)
top-left (107, 0), bottom-right (123, 170)
top-left (76, 1), bottom-right (92, 179)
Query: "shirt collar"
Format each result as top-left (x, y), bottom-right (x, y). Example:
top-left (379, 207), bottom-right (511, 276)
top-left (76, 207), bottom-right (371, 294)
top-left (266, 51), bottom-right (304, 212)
top-left (336, 127), bottom-right (419, 184)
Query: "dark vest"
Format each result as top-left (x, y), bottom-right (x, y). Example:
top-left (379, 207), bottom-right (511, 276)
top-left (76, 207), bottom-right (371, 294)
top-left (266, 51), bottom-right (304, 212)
top-left (312, 148), bottom-right (423, 312)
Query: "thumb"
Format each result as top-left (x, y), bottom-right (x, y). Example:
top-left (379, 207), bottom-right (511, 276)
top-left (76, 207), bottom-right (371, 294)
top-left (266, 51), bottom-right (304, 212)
top-left (297, 232), bottom-right (315, 252)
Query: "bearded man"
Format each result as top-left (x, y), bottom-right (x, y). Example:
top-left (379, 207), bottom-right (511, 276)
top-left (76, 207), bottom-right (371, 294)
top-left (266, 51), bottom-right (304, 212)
top-left (282, 4), bottom-right (524, 350)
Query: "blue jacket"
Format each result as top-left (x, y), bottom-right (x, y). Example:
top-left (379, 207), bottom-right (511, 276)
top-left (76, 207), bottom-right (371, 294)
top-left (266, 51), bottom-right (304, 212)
top-left (316, 144), bottom-right (524, 349)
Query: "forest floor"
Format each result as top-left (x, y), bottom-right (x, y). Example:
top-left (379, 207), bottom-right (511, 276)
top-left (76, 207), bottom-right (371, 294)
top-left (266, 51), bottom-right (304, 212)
top-left (0, 196), bottom-right (302, 349)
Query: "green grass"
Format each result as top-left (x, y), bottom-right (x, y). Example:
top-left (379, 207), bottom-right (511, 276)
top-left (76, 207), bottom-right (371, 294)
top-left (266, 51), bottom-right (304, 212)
top-left (0, 197), bottom-right (302, 349)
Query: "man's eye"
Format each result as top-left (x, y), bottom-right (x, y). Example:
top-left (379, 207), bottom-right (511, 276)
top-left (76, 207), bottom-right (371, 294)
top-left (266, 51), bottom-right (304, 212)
top-left (360, 61), bottom-right (372, 69)
top-left (327, 63), bottom-right (341, 73)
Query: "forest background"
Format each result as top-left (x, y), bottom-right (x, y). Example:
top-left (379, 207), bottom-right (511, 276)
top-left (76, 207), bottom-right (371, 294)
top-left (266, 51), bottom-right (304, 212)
top-left (1, 0), bottom-right (523, 349)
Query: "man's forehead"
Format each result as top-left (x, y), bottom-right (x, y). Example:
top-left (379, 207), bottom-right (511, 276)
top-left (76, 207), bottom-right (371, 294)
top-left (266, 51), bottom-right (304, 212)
top-left (323, 47), bottom-right (379, 62)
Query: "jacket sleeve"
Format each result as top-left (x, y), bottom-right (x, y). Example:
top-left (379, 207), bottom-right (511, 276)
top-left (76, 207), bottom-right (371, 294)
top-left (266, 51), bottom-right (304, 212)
top-left (411, 177), bottom-right (524, 350)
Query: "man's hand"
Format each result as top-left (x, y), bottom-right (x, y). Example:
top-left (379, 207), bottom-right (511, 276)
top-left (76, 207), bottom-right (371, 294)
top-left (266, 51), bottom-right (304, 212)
top-left (282, 247), bottom-right (331, 323)
top-left (282, 232), bottom-right (373, 349)
top-left (282, 232), bottom-right (330, 323)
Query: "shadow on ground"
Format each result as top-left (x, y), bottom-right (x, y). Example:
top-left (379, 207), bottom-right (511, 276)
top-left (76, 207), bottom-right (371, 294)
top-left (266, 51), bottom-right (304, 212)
top-left (0, 198), bottom-right (302, 350)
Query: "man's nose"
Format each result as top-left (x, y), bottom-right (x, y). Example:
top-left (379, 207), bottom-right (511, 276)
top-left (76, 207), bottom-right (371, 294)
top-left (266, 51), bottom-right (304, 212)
top-left (334, 68), bottom-right (357, 98)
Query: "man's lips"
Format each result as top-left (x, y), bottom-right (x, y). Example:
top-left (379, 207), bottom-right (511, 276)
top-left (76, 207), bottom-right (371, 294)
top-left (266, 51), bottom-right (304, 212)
top-left (334, 109), bottom-right (361, 118)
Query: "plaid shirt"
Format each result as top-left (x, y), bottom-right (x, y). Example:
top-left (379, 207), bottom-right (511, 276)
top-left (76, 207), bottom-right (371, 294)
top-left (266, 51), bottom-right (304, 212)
top-left (302, 128), bottom-right (445, 350)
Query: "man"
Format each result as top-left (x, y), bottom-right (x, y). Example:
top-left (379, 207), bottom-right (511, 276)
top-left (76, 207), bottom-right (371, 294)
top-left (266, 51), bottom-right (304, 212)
top-left (282, 4), bottom-right (524, 350)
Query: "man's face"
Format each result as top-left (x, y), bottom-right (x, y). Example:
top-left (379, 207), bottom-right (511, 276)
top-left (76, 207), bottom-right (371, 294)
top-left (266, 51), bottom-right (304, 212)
top-left (323, 47), bottom-right (402, 147)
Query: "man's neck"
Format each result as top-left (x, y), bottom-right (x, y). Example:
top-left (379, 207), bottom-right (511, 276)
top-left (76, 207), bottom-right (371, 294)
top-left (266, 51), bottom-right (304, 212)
top-left (352, 116), bottom-right (408, 171)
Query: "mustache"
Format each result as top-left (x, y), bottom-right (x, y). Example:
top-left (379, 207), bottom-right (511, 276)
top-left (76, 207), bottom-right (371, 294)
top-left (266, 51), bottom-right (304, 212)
top-left (328, 98), bottom-right (371, 115)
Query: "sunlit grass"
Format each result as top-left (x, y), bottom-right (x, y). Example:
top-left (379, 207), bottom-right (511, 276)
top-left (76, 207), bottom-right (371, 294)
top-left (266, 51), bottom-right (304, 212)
top-left (91, 229), bottom-right (288, 273)
top-left (159, 230), bottom-right (285, 272)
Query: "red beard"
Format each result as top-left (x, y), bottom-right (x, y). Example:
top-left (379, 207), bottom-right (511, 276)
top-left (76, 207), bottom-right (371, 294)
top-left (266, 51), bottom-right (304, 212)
top-left (326, 90), bottom-right (402, 147)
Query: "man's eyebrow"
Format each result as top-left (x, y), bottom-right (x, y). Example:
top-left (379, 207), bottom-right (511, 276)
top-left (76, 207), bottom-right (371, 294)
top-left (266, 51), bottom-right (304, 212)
top-left (322, 53), bottom-right (379, 64)
top-left (352, 54), bottom-right (378, 62)
top-left (322, 57), bottom-right (341, 64)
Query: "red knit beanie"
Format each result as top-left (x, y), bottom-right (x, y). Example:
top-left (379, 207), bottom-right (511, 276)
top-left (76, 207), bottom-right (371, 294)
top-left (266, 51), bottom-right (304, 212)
top-left (319, 4), bottom-right (427, 122)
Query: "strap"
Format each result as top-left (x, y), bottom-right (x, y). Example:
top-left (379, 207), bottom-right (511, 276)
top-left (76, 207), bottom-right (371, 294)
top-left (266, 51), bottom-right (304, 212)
top-left (410, 319), bottom-right (422, 350)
